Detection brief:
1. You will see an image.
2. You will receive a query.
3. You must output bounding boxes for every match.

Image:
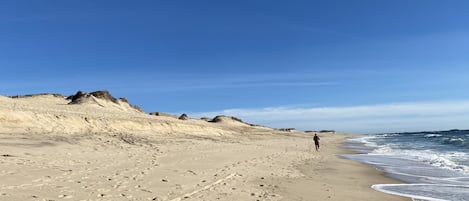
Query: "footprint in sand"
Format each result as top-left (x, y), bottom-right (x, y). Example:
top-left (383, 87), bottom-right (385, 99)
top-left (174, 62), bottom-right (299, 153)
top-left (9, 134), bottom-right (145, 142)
top-left (58, 194), bottom-right (73, 199)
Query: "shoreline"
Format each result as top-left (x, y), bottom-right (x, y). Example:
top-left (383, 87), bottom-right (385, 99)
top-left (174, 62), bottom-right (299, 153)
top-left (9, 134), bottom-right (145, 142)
top-left (340, 131), bottom-right (469, 201)
top-left (272, 133), bottom-right (410, 201)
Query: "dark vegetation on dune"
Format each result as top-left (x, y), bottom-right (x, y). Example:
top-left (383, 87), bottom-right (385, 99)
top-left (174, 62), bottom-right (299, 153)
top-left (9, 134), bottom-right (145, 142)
top-left (178, 113), bottom-right (189, 120)
top-left (10, 93), bottom-right (65, 98)
top-left (65, 90), bottom-right (144, 112)
top-left (209, 115), bottom-right (263, 127)
top-left (209, 115), bottom-right (244, 123)
top-left (67, 90), bottom-right (118, 104)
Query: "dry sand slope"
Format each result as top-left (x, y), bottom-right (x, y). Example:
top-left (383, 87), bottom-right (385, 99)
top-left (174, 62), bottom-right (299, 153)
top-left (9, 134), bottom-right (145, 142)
top-left (0, 92), bottom-right (406, 201)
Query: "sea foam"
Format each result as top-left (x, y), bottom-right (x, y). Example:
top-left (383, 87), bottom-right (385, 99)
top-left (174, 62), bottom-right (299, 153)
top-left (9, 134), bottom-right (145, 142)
top-left (344, 130), bottom-right (469, 201)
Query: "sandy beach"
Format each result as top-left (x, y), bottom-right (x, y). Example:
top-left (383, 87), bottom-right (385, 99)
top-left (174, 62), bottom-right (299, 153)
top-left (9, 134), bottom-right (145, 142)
top-left (0, 93), bottom-right (408, 201)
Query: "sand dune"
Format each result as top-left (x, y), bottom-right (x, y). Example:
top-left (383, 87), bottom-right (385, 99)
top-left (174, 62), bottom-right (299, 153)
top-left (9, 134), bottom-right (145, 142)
top-left (0, 91), bottom-right (407, 201)
top-left (0, 93), bottom-right (255, 136)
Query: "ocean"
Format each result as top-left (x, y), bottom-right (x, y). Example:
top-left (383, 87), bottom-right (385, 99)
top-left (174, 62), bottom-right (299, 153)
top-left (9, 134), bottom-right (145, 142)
top-left (342, 129), bottom-right (469, 201)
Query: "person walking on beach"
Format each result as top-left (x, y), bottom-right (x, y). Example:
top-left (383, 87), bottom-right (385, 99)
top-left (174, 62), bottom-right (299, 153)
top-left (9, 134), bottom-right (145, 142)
top-left (313, 134), bottom-right (320, 151)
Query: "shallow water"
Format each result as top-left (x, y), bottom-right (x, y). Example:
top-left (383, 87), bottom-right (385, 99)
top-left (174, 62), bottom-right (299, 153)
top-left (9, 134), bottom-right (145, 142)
top-left (343, 130), bottom-right (469, 201)
top-left (372, 184), bottom-right (469, 201)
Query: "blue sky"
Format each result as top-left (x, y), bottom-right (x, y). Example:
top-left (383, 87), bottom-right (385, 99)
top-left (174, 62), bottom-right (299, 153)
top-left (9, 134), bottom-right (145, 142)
top-left (1, 1), bottom-right (469, 133)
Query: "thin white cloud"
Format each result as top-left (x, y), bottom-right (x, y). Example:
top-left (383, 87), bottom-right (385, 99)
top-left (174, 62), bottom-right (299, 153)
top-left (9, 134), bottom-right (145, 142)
top-left (148, 81), bottom-right (340, 91)
top-left (141, 72), bottom-right (341, 91)
top-left (0, 71), bottom-right (342, 94)
top-left (189, 100), bottom-right (469, 134)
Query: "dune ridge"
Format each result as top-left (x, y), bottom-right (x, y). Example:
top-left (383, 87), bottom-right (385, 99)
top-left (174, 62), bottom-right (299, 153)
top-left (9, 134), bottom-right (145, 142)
top-left (0, 91), bottom-right (271, 137)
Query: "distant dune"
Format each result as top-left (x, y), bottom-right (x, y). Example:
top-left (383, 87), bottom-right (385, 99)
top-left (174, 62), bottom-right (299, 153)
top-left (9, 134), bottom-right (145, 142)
top-left (0, 90), bottom-right (275, 136)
